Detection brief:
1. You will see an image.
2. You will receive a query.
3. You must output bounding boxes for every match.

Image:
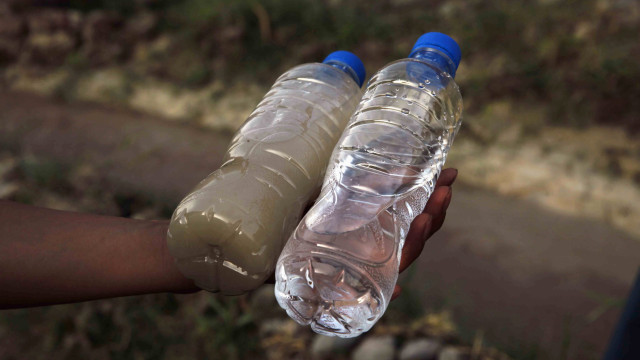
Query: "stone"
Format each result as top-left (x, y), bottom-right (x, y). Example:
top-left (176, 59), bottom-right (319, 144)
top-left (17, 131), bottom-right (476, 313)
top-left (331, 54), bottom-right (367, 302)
top-left (258, 318), bottom-right (299, 338)
top-left (352, 336), bottom-right (395, 360)
top-left (0, 183), bottom-right (19, 199)
top-left (258, 318), bottom-right (287, 337)
top-left (311, 335), bottom-right (358, 359)
top-left (399, 338), bottom-right (442, 360)
top-left (0, 154), bottom-right (17, 179)
top-left (438, 346), bottom-right (470, 360)
top-left (130, 207), bottom-right (162, 220)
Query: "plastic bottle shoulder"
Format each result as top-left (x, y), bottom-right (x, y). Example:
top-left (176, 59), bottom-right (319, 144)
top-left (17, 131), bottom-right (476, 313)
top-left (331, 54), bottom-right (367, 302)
top-left (365, 58), bottom-right (459, 97)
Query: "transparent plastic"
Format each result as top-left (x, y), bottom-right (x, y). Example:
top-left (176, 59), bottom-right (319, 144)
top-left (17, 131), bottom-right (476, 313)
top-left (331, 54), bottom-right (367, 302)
top-left (275, 48), bottom-right (463, 336)
top-left (167, 62), bottom-right (362, 295)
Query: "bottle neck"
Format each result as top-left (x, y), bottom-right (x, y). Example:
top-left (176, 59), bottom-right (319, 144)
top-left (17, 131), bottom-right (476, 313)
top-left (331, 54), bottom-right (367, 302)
top-left (324, 60), bottom-right (361, 86)
top-left (409, 47), bottom-right (457, 78)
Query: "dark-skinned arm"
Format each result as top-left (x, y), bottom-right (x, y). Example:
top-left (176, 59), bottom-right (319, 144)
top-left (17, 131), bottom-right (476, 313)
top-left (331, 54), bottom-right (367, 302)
top-left (0, 168), bottom-right (457, 308)
top-left (0, 201), bottom-right (197, 309)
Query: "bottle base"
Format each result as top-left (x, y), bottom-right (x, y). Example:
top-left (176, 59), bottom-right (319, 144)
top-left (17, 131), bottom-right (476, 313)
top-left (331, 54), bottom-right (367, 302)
top-left (275, 254), bottom-right (385, 337)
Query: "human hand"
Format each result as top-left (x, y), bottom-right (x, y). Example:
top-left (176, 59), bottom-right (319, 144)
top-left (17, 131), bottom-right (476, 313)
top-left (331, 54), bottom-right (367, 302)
top-left (391, 167), bottom-right (457, 300)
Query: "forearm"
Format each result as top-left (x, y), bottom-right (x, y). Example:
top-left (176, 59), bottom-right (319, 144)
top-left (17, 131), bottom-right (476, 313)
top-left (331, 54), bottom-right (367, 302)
top-left (0, 200), bottom-right (198, 309)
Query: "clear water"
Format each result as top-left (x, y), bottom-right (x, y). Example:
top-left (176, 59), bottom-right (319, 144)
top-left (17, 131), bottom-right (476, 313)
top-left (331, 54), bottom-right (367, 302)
top-left (275, 55), bottom-right (463, 337)
top-left (167, 63), bottom-right (362, 295)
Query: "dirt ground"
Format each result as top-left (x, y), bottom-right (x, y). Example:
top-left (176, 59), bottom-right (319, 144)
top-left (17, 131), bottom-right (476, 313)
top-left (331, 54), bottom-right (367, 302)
top-left (2, 91), bottom-right (638, 359)
top-left (407, 185), bottom-right (640, 359)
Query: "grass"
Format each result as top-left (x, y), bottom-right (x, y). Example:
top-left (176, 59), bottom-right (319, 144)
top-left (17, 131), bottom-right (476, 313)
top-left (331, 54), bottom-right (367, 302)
top-left (48, 0), bottom-right (640, 132)
top-left (585, 291), bottom-right (625, 324)
top-left (0, 293), bottom-right (260, 360)
top-left (19, 158), bottom-right (72, 193)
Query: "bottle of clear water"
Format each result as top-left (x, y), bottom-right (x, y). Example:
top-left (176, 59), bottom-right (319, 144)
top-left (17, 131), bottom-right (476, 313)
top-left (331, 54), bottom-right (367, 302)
top-left (167, 51), bottom-right (365, 295)
top-left (275, 33), bottom-right (463, 337)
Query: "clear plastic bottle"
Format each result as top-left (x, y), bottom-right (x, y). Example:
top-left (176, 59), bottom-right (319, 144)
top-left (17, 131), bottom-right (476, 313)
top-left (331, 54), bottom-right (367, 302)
top-left (167, 51), bottom-right (365, 295)
top-left (275, 33), bottom-right (463, 337)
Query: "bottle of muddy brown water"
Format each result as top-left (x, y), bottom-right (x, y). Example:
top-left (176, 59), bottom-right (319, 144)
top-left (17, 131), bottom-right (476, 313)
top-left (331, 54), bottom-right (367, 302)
top-left (167, 51), bottom-right (366, 295)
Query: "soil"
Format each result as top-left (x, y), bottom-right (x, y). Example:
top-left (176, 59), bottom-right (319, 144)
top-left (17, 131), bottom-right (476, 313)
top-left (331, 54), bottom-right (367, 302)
top-left (407, 185), bottom-right (640, 359)
top-left (0, 90), bottom-right (231, 205)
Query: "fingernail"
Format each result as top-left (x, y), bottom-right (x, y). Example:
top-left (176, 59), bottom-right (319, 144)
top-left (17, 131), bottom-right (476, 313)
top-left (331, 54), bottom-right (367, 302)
top-left (442, 188), bottom-right (452, 212)
top-left (451, 169), bottom-right (458, 183)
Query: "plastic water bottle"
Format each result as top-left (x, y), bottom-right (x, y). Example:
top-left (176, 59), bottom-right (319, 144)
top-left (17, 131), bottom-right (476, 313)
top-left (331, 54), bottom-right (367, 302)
top-left (167, 51), bottom-right (366, 295)
top-left (275, 33), bottom-right (463, 336)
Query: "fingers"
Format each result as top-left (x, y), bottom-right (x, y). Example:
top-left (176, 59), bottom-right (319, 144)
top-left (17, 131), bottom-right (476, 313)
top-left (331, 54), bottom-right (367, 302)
top-left (327, 169), bottom-right (458, 303)
top-left (426, 188), bottom-right (451, 236)
top-left (424, 168), bottom-right (457, 217)
top-left (398, 213), bottom-right (432, 273)
top-left (398, 168), bottom-right (457, 275)
top-left (423, 185), bottom-right (451, 216)
top-left (430, 210), bottom-right (447, 236)
top-left (423, 169), bottom-right (455, 237)
top-left (391, 285), bottom-right (401, 301)
top-left (436, 168), bottom-right (458, 188)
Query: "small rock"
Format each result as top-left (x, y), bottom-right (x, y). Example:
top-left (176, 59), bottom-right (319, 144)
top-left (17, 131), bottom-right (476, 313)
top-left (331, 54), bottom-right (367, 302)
top-left (438, 346), bottom-right (470, 360)
top-left (311, 335), bottom-right (358, 359)
top-left (352, 335), bottom-right (395, 360)
top-left (130, 207), bottom-right (161, 220)
top-left (0, 183), bottom-right (19, 199)
top-left (0, 154), bottom-right (17, 178)
top-left (400, 338), bottom-right (441, 360)
top-left (258, 318), bottom-right (298, 338)
top-left (259, 318), bottom-right (287, 337)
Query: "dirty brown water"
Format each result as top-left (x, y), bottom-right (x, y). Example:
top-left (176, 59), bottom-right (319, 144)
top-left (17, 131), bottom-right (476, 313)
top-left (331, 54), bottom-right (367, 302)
top-left (166, 65), bottom-right (362, 295)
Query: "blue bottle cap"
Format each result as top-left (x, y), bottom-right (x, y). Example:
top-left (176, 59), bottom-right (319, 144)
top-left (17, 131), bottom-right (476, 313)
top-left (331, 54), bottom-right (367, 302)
top-left (410, 32), bottom-right (461, 72)
top-left (323, 50), bottom-right (366, 87)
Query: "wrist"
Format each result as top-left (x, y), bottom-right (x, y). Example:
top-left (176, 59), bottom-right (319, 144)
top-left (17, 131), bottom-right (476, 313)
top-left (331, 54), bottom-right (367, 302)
top-left (149, 219), bottom-right (200, 294)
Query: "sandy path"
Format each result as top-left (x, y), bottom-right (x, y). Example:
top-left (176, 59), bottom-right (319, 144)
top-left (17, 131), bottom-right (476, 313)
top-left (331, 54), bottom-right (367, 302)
top-left (0, 90), bottom-right (231, 205)
top-left (408, 186), bottom-right (640, 359)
